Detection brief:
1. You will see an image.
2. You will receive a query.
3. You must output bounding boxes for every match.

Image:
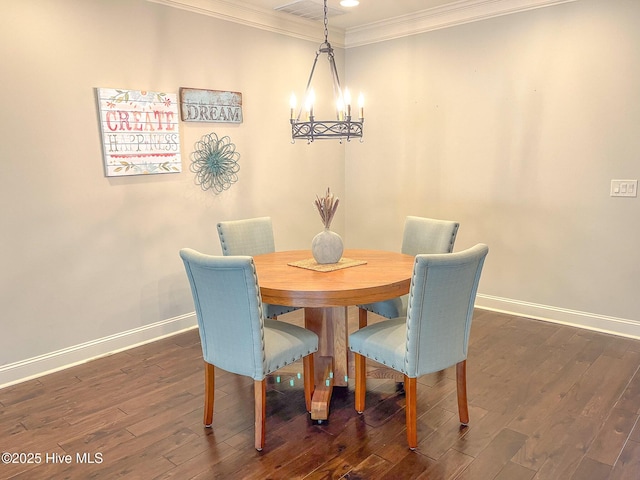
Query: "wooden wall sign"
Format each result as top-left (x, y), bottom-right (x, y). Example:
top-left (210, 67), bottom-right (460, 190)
top-left (96, 88), bottom-right (182, 176)
top-left (179, 88), bottom-right (243, 123)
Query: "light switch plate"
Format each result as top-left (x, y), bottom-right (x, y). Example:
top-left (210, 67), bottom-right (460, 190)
top-left (610, 179), bottom-right (638, 197)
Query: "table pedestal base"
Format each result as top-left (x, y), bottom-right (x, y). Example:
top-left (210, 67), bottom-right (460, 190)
top-left (304, 307), bottom-right (348, 420)
top-left (310, 356), bottom-right (333, 420)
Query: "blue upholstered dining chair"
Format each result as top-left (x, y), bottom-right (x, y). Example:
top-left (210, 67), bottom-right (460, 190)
top-left (357, 216), bottom-right (459, 327)
top-left (349, 244), bottom-right (489, 450)
top-left (217, 217), bottom-right (300, 320)
top-left (179, 249), bottom-right (318, 451)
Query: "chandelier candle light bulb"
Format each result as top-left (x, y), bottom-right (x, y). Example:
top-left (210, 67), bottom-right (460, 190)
top-left (343, 88), bottom-right (352, 118)
top-left (337, 96), bottom-right (345, 121)
top-left (305, 89), bottom-right (315, 120)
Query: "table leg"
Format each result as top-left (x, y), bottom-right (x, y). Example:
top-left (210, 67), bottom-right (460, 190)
top-left (304, 306), bottom-right (348, 420)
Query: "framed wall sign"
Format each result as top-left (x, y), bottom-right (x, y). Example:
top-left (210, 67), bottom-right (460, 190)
top-left (96, 88), bottom-right (182, 176)
top-left (179, 88), bottom-right (243, 123)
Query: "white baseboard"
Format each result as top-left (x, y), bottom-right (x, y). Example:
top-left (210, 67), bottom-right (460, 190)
top-left (3, 298), bottom-right (639, 389)
top-left (476, 294), bottom-right (640, 340)
top-left (0, 313), bottom-right (198, 389)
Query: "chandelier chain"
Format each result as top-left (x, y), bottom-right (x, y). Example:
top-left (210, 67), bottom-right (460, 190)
top-left (323, 0), bottom-right (329, 43)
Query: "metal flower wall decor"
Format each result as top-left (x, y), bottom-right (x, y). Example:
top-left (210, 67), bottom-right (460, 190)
top-left (190, 133), bottom-right (240, 193)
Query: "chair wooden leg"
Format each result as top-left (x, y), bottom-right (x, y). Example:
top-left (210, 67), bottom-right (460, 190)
top-left (303, 354), bottom-right (315, 413)
top-left (456, 360), bottom-right (469, 425)
top-left (404, 375), bottom-right (417, 450)
top-left (358, 307), bottom-right (368, 328)
top-left (354, 353), bottom-right (366, 413)
top-left (203, 362), bottom-right (214, 427)
top-left (254, 379), bottom-right (266, 451)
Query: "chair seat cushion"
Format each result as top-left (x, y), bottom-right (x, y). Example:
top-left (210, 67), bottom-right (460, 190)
top-left (263, 319), bottom-right (318, 377)
top-left (357, 296), bottom-right (405, 319)
top-left (349, 318), bottom-right (408, 374)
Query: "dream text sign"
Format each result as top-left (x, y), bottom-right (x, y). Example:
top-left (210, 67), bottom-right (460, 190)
top-left (97, 88), bottom-right (182, 176)
top-left (179, 88), bottom-right (243, 123)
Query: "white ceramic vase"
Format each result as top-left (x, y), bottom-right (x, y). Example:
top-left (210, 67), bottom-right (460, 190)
top-left (311, 228), bottom-right (343, 264)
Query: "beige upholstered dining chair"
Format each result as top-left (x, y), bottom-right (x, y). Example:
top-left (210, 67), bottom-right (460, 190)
top-left (217, 217), bottom-right (300, 319)
top-left (349, 244), bottom-right (489, 449)
top-left (357, 216), bottom-right (459, 327)
top-left (180, 248), bottom-right (318, 451)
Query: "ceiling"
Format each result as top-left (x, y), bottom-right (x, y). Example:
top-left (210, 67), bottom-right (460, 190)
top-left (152, 0), bottom-right (577, 47)
top-left (234, 0), bottom-right (465, 30)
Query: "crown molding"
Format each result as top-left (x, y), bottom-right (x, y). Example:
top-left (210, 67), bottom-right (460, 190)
top-left (345, 0), bottom-right (579, 48)
top-left (148, 0), bottom-right (345, 47)
top-left (148, 0), bottom-right (578, 49)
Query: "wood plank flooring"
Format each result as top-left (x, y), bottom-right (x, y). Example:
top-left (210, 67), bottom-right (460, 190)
top-left (1, 308), bottom-right (639, 479)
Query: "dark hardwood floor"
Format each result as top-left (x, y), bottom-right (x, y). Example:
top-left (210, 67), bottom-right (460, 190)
top-left (1, 308), bottom-right (639, 479)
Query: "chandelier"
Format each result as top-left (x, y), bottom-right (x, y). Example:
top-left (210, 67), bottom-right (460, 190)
top-left (289, 0), bottom-right (364, 143)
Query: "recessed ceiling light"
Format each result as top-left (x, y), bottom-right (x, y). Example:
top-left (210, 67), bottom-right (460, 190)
top-left (340, 0), bottom-right (359, 7)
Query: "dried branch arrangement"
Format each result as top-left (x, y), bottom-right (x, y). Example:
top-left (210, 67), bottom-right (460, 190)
top-left (314, 187), bottom-right (340, 229)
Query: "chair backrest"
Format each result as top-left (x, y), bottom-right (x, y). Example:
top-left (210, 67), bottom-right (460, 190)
top-left (401, 216), bottom-right (459, 256)
top-left (217, 217), bottom-right (276, 256)
top-left (179, 248), bottom-right (266, 380)
top-left (404, 244), bottom-right (488, 377)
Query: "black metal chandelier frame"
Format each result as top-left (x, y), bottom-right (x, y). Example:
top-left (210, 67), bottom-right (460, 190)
top-left (290, 0), bottom-right (364, 143)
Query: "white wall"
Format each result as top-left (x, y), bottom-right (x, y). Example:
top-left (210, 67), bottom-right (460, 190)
top-left (0, 0), bottom-right (346, 385)
top-left (345, 0), bottom-right (640, 335)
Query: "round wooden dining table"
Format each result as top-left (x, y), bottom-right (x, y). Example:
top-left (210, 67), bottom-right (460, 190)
top-left (252, 249), bottom-right (415, 420)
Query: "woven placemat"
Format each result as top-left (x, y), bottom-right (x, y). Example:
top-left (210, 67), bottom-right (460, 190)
top-left (288, 257), bottom-right (367, 272)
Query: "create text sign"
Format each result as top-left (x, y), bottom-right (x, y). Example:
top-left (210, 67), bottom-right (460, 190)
top-left (97, 88), bottom-right (182, 176)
